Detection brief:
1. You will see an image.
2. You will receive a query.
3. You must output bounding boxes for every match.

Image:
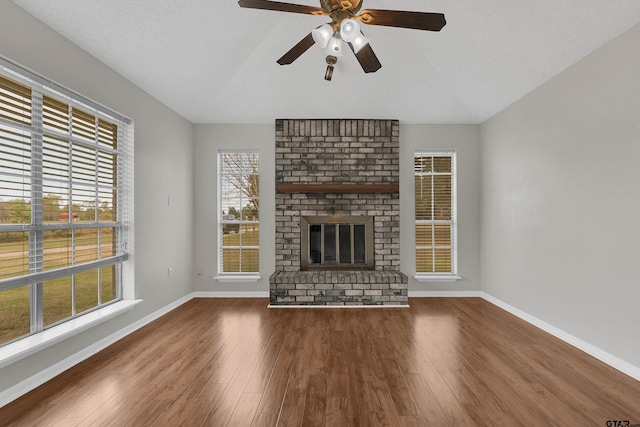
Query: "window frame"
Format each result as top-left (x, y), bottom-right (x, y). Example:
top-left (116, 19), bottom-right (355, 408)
top-left (414, 149), bottom-right (461, 282)
top-left (215, 149), bottom-right (260, 281)
top-left (0, 57), bottom-right (132, 349)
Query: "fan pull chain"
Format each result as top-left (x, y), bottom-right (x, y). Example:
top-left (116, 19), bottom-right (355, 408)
top-left (325, 55), bottom-right (337, 81)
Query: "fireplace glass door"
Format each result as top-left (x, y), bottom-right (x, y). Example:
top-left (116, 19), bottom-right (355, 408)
top-left (302, 216), bottom-right (374, 270)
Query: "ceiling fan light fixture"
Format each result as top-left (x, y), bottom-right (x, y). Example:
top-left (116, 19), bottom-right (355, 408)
top-left (312, 24), bottom-right (333, 49)
top-left (339, 18), bottom-right (360, 42)
top-left (324, 36), bottom-right (344, 57)
top-left (340, 18), bottom-right (369, 53)
top-left (349, 34), bottom-right (370, 53)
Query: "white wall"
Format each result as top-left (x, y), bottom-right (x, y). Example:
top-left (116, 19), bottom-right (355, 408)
top-left (481, 24), bottom-right (640, 367)
top-left (193, 123), bottom-right (481, 294)
top-left (193, 124), bottom-right (275, 293)
top-left (0, 2), bottom-right (194, 390)
top-left (401, 125), bottom-right (482, 293)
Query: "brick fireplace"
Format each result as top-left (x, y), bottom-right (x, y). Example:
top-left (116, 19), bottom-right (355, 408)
top-left (270, 119), bottom-right (408, 306)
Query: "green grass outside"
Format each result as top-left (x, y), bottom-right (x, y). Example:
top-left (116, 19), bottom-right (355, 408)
top-left (0, 229), bottom-right (114, 280)
top-left (0, 230), bottom-right (117, 345)
top-left (0, 228), bottom-right (259, 346)
top-left (221, 228), bottom-right (259, 273)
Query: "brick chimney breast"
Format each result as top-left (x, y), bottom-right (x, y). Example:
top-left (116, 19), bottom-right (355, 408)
top-left (270, 119), bottom-right (407, 306)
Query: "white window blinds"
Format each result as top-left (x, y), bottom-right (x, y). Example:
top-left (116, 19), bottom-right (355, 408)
top-left (0, 59), bottom-right (131, 346)
top-left (415, 151), bottom-right (457, 276)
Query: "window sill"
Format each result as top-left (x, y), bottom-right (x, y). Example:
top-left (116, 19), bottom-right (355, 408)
top-left (414, 274), bottom-right (462, 282)
top-left (215, 275), bottom-right (261, 283)
top-left (0, 299), bottom-right (142, 369)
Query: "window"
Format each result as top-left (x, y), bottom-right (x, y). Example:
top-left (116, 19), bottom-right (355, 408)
top-left (414, 150), bottom-right (459, 281)
top-left (0, 60), bottom-right (130, 347)
top-left (217, 150), bottom-right (259, 278)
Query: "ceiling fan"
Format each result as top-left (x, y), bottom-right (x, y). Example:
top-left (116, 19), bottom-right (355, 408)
top-left (238, 0), bottom-right (446, 80)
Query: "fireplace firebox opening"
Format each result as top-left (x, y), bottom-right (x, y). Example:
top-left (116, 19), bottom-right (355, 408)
top-left (301, 216), bottom-right (374, 270)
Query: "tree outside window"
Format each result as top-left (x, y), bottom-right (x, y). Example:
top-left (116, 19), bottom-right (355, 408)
top-left (218, 151), bottom-right (259, 274)
top-left (415, 151), bottom-right (457, 276)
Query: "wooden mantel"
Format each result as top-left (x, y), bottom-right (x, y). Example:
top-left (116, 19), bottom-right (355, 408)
top-left (276, 183), bottom-right (399, 193)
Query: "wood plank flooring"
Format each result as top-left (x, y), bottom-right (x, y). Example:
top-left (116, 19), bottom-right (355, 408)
top-left (1, 297), bottom-right (639, 426)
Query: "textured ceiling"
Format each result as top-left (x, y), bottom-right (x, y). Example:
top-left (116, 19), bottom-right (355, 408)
top-left (11, 0), bottom-right (640, 124)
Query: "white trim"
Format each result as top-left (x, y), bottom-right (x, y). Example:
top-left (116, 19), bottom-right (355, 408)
top-left (480, 292), bottom-right (640, 382)
top-left (409, 291), bottom-right (481, 297)
top-left (192, 291), bottom-right (269, 298)
top-left (214, 275), bottom-right (261, 283)
top-left (0, 294), bottom-right (191, 409)
top-left (216, 150), bottom-right (260, 277)
top-left (268, 304), bottom-right (409, 309)
top-left (414, 150), bottom-right (459, 277)
top-left (0, 300), bottom-right (141, 370)
top-left (414, 275), bottom-right (462, 282)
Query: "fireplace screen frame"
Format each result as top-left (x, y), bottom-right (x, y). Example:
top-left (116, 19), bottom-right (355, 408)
top-left (301, 215), bottom-right (374, 270)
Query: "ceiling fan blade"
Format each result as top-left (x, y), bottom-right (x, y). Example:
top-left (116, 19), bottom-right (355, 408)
top-left (238, 0), bottom-right (328, 16)
top-left (356, 9), bottom-right (446, 31)
top-left (277, 33), bottom-right (316, 65)
top-left (351, 43), bottom-right (382, 73)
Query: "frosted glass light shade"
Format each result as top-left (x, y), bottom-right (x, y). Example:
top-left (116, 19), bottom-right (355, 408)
top-left (350, 34), bottom-right (370, 53)
top-left (340, 19), bottom-right (369, 53)
top-left (339, 19), bottom-right (361, 42)
top-left (325, 37), bottom-right (344, 57)
top-left (312, 24), bottom-right (333, 49)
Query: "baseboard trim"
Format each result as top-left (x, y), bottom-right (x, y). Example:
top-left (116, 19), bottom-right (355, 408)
top-left (0, 293), bottom-right (193, 409)
top-left (0, 300), bottom-right (142, 370)
top-left (409, 291), bottom-right (482, 297)
top-left (480, 292), bottom-right (640, 382)
top-left (191, 291), bottom-right (269, 298)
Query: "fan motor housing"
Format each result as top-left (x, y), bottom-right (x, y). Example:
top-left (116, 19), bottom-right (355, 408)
top-left (321, 0), bottom-right (362, 13)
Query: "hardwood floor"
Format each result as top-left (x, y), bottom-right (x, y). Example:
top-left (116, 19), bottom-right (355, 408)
top-left (2, 298), bottom-right (639, 426)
